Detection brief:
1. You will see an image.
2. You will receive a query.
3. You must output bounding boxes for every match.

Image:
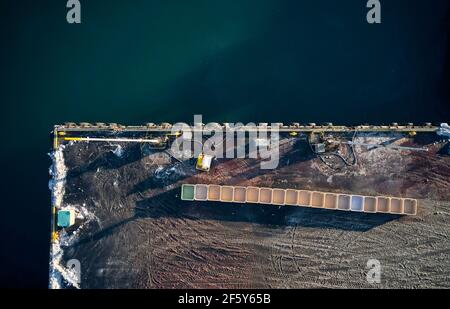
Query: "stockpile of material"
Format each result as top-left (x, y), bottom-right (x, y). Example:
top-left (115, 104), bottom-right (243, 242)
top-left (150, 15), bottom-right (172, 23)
top-left (181, 184), bottom-right (417, 215)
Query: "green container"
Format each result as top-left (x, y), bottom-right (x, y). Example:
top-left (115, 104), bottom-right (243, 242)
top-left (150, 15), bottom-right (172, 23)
top-left (57, 210), bottom-right (75, 227)
top-left (181, 184), bottom-right (195, 201)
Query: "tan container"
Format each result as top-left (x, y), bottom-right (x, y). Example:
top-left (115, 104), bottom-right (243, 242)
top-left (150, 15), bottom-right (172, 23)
top-left (403, 199), bottom-right (417, 215)
top-left (285, 189), bottom-right (298, 206)
top-left (233, 187), bottom-right (246, 203)
top-left (311, 192), bottom-right (324, 208)
top-left (338, 195), bottom-right (351, 210)
top-left (259, 188), bottom-right (273, 204)
top-left (221, 186), bottom-right (234, 202)
top-left (377, 197), bottom-right (390, 213)
top-left (272, 189), bottom-right (286, 205)
top-left (324, 193), bottom-right (338, 209)
top-left (246, 187), bottom-right (260, 203)
top-left (390, 198), bottom-right (403, 214)
top-left (364, 197), bottom-right (377, 213)
top-left (208, 185), bottom-right (221, 201)
top-left (298, 190), bottom-right (312, 207)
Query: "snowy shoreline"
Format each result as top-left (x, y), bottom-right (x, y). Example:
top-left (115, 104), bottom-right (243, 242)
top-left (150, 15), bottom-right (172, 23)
top-left (48, 144), bottom-right (95, 289)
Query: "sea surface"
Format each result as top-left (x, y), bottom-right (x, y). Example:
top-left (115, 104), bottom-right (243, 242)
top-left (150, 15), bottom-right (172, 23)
top-left (0, 0), bottom-right (449, 287)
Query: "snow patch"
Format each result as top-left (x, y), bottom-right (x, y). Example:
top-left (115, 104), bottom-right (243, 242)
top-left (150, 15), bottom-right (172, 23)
top-left (48, 145), bottom-right (67, 209)
top-left (437, 123), bottom-right (450, 138)
top-left (112, 144), bottom-right (124, 157)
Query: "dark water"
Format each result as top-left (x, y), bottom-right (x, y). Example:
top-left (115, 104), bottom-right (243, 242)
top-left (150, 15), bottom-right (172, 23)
top-left (0, 0), bottom-right (449, 287)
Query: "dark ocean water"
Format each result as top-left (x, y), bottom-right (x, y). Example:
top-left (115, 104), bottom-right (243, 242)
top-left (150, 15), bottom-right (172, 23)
top-left (0, 0), bottom-right (449, 287)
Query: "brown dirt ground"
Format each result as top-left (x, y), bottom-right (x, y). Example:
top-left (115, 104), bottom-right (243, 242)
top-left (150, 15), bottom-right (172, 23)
top-left (58, 134), bottom-right (450, 288)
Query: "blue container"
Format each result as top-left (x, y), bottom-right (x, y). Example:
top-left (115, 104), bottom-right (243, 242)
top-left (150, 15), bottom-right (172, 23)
top-left (351, 196), bottom-right (364, 212)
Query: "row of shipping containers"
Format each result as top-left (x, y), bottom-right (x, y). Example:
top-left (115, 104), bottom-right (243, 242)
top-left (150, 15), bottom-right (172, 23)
top-left (181, 184), bottom-right (417, 215)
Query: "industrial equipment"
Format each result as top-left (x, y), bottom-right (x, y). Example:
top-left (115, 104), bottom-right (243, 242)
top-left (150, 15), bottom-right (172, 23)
top-left (196, 153), bottom-right (214, 172)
